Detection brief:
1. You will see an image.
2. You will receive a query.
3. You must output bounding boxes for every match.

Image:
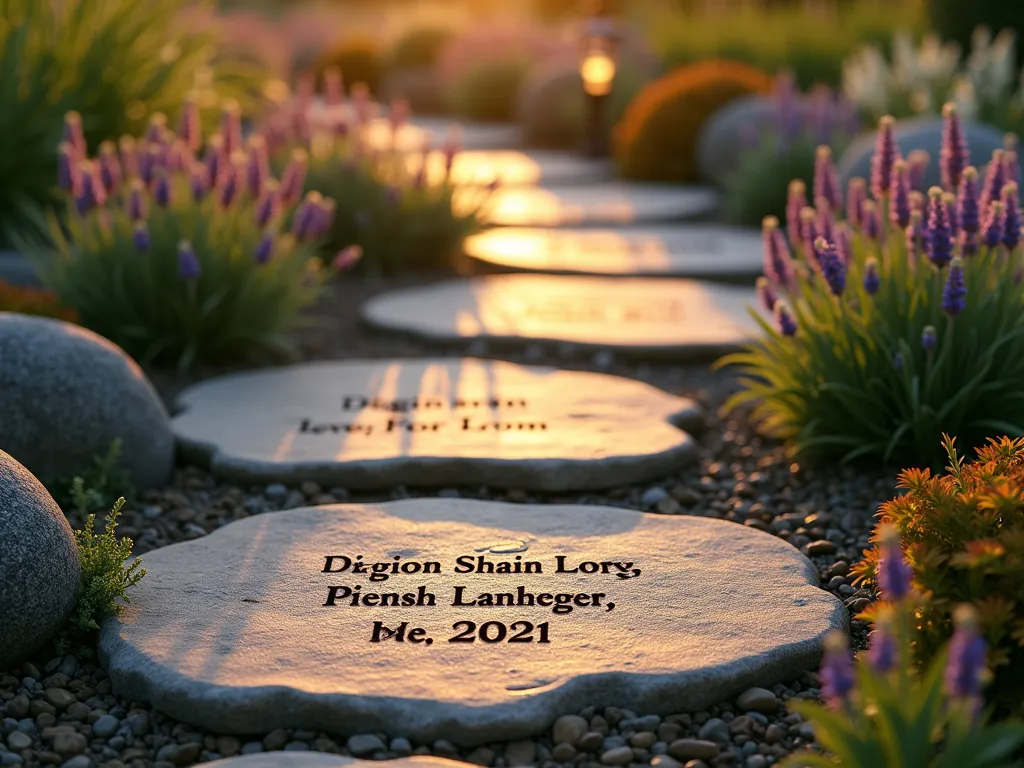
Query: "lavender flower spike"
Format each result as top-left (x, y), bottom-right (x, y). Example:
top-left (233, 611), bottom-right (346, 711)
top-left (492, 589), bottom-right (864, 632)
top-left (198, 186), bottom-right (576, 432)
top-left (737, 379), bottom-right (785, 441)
top-left (982, 201), bottom-right (1007, 250)
top-left (800, 207), bottom-right (819, 261)
top-left (1002, 182), bottom-right (1021, 250)
top-left (127, 178), bottom-right (148, 221)
top-left (97, 141), bottom-right (123, 195)
top-left (815, 238), bottom-right (846, 296)
top-left (863, 257), bottom-right (880, 295)
top-left (254, 232), bottom-right (274, 265)
top-left (786, 180), bottom-right (808, 247)
top-left (63, 111), bottom-right (86, 158)
top-left (867, 606), bottom-right (897, 673)
top-left (906, 209), bottom-right (923, 265)
top-left (940, 103), bottom-right (970, 192)
top-left (925, 187), bottom-right (953, 268)
top-left (57, 142), bottom-right (79, 193)
top-left (221, 99), bottom-right (244, 156)
top-left (980, 149), bottom-right (1006, 212)
top-left (820, 631), bottom-right (855, 707)
top-left (291, 192), bottom-right (324, 240)
top-left (774, 300), bottom-right (797, 337)
top-left (942, 257), bottom-right (967, 316)
top-left (133, 223), bottom-right (150, 253)
top-left (922, 324), bottom-right (938, 352)
top-left (861, 200), bottom-right (881, 241)
top-left (279, 148), bottom-right (309, 207)
top-left (876, 523), bottom-right (912, 601)
top-left (957, 166), bottom-right (981, 237)
top-left (814, 146), bottom-right (842, 212)
top-left (255, 180), bottom-right (281, 228)
top-left (153, 171), bottom-right (172, 208)
top-left (945, 604), bottom-right (987, 711)
top-left (846, 177), bottom-right (866, 227)
top-left (756, 277), bottom-right (778, 313)
top-left (890, 159), bottom-right (912, 228)
top-left (907, 149), bottom-right (930, 193)
top-left (177, 240), bottom-right (201, 281)
top-left (871, 115), bottom-right (899, 199)
top-left (178, 96), bottom-right (202, 152)
top-left (331, 244), bottom-right (364, 272)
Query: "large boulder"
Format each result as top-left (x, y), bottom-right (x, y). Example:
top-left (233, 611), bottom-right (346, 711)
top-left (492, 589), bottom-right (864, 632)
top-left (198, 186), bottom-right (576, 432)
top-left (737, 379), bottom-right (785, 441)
top-left (0, 449), bottom-right (81, 668)
top-left (837, 116), bottom-right (1007, 191)
top-left (0, 313), bottom-right (174, 489)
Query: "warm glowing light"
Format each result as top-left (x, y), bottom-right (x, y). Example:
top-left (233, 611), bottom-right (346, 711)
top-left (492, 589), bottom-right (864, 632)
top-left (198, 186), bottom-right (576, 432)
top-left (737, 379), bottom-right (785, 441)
top-left (580, 52), bottom-right (616, 97)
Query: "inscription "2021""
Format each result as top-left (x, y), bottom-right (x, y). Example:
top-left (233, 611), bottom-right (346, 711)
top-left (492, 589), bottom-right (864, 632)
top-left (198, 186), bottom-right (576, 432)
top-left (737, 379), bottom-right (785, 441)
top-left (369, 620), bottom-right (550, 644)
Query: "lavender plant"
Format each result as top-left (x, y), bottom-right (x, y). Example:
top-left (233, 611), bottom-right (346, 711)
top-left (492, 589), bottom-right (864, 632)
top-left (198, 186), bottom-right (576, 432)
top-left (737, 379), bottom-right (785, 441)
top-left (781, 533), bottom-right (1024, 768)
top-left (717, 104), bottom-right (1024, 467)
top-left (724, 75), bottom-right (860, 227)
top-left (264, 76), bottom-right (492, 274)
top-left (35, 103), bottom-right (354, 370)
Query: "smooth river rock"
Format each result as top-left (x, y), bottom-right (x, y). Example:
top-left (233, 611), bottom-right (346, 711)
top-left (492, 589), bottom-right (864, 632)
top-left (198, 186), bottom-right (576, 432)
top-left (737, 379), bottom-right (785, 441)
top-left (467, 183), bottom-right (719, 227)
top-left (98, 500), bottom-right (846, 746)
top-left (171, 358), bottom-right (700, 491)
top-left (361, 275), bottom-right (761, 358)
top-left (463, 224), bottom-right (762, 279)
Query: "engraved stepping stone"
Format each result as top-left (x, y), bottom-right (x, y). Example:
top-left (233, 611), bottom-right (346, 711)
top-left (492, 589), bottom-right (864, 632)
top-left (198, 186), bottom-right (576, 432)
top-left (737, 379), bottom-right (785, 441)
top-left (207, 758), bottom-right (457, 768)
top-left (413, 150), bottom-right (613, 187)
top-left (464, 224), bottom-right (762, 278)
top-left (171, 359), bottom-right (700, 491)
top-left (99, 499), bottom-right (846, 746)
top-left (468, 183), bottom-right (719, 227)
top-left (361, 275), bottom-right (761, 358)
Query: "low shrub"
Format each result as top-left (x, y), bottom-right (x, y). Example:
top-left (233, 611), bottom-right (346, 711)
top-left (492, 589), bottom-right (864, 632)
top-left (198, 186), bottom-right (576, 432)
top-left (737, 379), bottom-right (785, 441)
top-left (35, 103), bottom-right (346, 370)
top-left (927, 0), bottom-right (1024, 69)
top-left (0, 281), bottom-right (77, 322)
top-left (853, 435), bottom-right (1024, 714)
top-left (449, 56), bottom-right (533, 123)
top-left (313, 35), bottom-right (382, 95)
top-left (717, 107), bottom-right (1024, 467)
top-left (614, 60), bottom-right (774, 182)
top-left (723, 83), bottom-right (858, 226)
top-left (387, 27), bottom-right (454, 70)
top-left (782, 536), bottom-right (1024, 765)
top-left (266, 87), bottom-right (492, 274)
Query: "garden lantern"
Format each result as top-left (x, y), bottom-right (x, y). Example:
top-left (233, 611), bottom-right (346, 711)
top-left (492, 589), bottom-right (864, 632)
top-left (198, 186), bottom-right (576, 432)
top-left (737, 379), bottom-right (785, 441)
top-left (578, 0), bottom-right (619, 157)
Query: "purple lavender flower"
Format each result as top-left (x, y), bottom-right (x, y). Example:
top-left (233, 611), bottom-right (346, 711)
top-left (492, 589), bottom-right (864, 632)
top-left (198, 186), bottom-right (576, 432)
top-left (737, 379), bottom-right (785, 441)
top-left (310, 198), bottom-right (337, 239)
top-left (246, 135), bottom-right (270, 198)
top-left (97, 141), bottom-right (123, 194)
top-left (133, 223), bottom-right (150, 253)
top-left (906, 210), bottom-right (923, 265)
top-left (177, 97), bottom-right (201, 151)
top-left (774, 301), bottom-right (797, 337)
top-left (74, 162), bottom-right (105, 215)
top-left (890, 159), bottom-right (911, 228)
top-left (255, 181), bottom-right (281, 228)
top-left (190, 163), bottom-right (210, 202)
top-left (877, 524), bottom-right (912, 601)
top-left (957, 166), bottom-right (981, 237)
top-left (945, 605), bottom-right (987, 710)
top-left (982, 201), bottom-right (1007, 250)
top-left (861, 200), bottom-right (881, 241)
top-left (1003, 144), bottom-right (1020, 186)
top-left (867, 608), bottom-right (897, 673)
top-left (820, 631), bottom-right (855, 707)
top-left (944, 192), bottom-right (959, 235)
top-left (907, 149), bottom-right (930, 193)
top-left (922, 324), bottom-right (938, 352)
top-left (166, 140), bottom-right (192, 174)
top-left (119, 135), bottom-right (138, 179)
top-left (814, 146), bottom-right (842, 212)
top-left (846, 177), bottom-right (866, 227)
top-left (221, 100), bottom-right (243, 155)
top-left (291, 192), bottom-right (323, 240)
top-left (871, 115), bottom-right (899, 199)
top-left (254, 232), bottom-right (274, 265)
top-left (1002, 182), bottom-right (1021, 250)
top-left (279, 148), bottom-right (308, 206)
top-left (815, 238), bottom-right (846, 296)
top-left (909, 190), bottom-right (926, 213)
top-left (57, 142), bottom-right (79, 193)
top-left (204, 134), bottom-right (226, 188)
top-left (146, 113), bottom-right (168, 145)
top-left (177, 240), bottom-right (201, 281)
top-left (816, 199), bottom-right (836, 245)
top-left (63, 111), bottom-right (86, 158)
top-left (137, 141), bottom-right (155, 186)
top-left (893, 351), bottom-right (905, 372)
top-left (940, 103), bottom-right (969, 192)
top-left (980, 149), bottom-right (1006, 213)
top-left (153, 171), bottom-right (172, 208)
top-left (925, 187), bottom-right (953, 268)
top-left (942, 257), bottom-right (967, 315)
top-left (127, 179), bottom-right (147, 221)
top-left (864, 257), bottom-right (880, 295)
top-left (218, 155), bottom-right (243, 208)
top-left (787, 180), bottom-right (808, 247)
top-left (331, 245), bottom-right (363, 271)
top-left (756, 276), bottom-right (778, 313)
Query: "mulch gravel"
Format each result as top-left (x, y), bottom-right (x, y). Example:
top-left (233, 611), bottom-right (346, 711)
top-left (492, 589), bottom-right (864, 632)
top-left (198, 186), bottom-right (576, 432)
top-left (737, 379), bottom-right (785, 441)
top-left (1, 273), bottom-right (898, 768)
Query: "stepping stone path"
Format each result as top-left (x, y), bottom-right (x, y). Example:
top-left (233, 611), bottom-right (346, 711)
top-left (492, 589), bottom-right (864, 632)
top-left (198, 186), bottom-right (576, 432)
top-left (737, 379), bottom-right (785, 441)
top-left (207, 758), bottom-right (458, 767)
top-left (469, 183), bottom-right (719, 227)
top-left (411, 118), bottom-right (523, 151)
top-left (99, 499), bottom-right (846, 746)
top-left (464, 224), bottom-right (763, 278)
top-left (171, 359), bottom-right (700, 491)
top-left (416, 150), bottom-right (612, 187)
top-left (362, 275), bottom-right (761, 358)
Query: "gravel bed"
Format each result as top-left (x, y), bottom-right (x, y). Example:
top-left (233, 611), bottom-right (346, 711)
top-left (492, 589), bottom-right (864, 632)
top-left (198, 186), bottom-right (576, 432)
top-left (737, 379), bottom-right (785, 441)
top-left (1, 274), bottom-right (898, 768)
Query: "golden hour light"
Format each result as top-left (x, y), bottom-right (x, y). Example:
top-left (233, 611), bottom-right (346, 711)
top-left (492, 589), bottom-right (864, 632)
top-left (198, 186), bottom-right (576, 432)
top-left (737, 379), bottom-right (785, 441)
top-left (580, 51), bottom-right (617, 97)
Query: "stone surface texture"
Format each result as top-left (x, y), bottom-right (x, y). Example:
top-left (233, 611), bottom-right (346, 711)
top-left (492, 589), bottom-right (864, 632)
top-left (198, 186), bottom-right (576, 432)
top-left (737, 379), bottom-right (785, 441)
top-left (0, 313), bottom-right (174, 488)
top-left (417, 149), bottom-right (612, 187)
top-left (99, 500), bottom-right (846, 746)
top-left (463, 225), bottom-right (762, 278)
top-left (206, 757), bottom-right (461, 768)
top-left (0, 449), bottom-right (81, 667)
top-left (837, 116), bottom-right (1005, 191)
top-left (171, 359), bottom-right (700, 491)
top-left (469, 183), bottom-right (719, 227)
top-left (361, 275), bottom-right (760, 358)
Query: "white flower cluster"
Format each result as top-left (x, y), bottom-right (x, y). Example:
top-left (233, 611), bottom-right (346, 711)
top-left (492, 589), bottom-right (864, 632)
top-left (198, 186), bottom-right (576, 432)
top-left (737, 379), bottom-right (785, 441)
top-left (843, 27), bottom-right (1024, 124)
